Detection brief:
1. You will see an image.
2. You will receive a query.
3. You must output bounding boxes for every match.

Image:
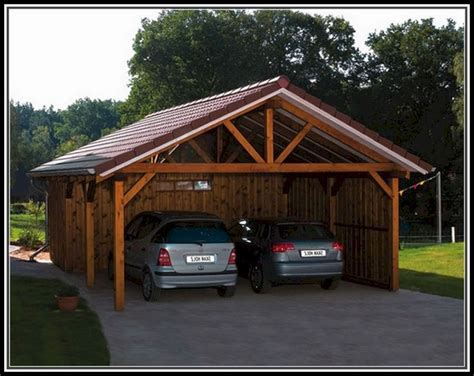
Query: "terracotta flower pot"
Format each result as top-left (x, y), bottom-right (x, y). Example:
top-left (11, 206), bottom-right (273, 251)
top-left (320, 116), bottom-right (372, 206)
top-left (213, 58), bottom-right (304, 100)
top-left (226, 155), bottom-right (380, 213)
top-left (56, 296), bottom-right (79, 312)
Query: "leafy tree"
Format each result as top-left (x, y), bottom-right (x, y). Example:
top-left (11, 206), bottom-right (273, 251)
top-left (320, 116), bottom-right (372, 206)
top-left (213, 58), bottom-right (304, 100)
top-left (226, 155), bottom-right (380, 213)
top-left (122, 10), bottom-right (363, 125)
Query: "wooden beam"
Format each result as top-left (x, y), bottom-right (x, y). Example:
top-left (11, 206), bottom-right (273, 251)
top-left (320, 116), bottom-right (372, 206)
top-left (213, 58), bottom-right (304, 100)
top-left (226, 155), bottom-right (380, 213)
top-left (223, 119), bottom-right (265, 163)
top-left (275, 122), bottom-right (314, 163)
top-left (265, 107), bottom-right (274, 163)
top-left (369, 171), bottom-right (393, 198)
top-left (389, 178), bottom-right (399, 291)
top-left (317, 176), bottom-right (328, 195)
top-left (123, 173), bottom-right (156, 206)
top-left (280, 99), bottom-right (389, 163)
top-left (216, 126), bottom-right (223, 163)
top-left (64, 183), bottom-right (74, 272)
top-left (114, 180), bottom-right (125, 311)
top-left (122, 162), bottom-right (398, 174)
top-left (225, 129), bottom-right (257, 163)
top-left (331, 177), bottom-right (345, 196)
top-left (96, 174), bottom-right (114, 184)
top-left (188, 139), bottom-right (213, 163)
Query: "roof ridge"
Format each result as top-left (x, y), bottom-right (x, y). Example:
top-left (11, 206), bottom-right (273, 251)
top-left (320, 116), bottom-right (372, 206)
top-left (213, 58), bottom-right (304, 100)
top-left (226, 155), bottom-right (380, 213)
top-left (144, 75), bottom-right (289, 119)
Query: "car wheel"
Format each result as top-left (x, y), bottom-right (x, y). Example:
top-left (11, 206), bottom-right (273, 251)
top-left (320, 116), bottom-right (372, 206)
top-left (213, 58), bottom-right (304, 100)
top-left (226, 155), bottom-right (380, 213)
top-left (142, 270), bottom-right (161, 302)
top-left (321, 278), bottom-right (340, 290)
top-left (249, 263), bottom-right (271, 293)
top-left (107, 255), bottom-right (114, 281)
top-left (217, 286), bottom-right (236, 298)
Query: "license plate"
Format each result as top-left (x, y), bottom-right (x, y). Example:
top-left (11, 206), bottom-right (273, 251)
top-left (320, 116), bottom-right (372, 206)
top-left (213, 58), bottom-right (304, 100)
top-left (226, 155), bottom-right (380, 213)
top-left (300, 250), bottom-right (326, 257)
top-left (186, 255), bottom-right (215, 263)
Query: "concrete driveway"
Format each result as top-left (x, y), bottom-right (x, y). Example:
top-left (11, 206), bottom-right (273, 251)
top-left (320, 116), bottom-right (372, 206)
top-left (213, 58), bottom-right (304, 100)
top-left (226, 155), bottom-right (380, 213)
top-left (10, 257), bottom-right (465, 367)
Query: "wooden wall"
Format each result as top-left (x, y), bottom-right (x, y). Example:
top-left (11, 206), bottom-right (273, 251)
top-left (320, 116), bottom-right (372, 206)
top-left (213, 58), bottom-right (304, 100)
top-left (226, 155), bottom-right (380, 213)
top-left (47, 173), bottom-right (392, 289)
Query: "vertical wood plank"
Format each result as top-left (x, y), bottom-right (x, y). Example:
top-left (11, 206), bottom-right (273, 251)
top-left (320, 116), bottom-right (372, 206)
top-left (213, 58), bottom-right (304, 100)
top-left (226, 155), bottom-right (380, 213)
top-left (265, 107), bottom-right (274, 163)
top-left (85, 199), bottom-right (94, 287)
top-left (390, 178), bottom-right (399, 291)
top-left (327, 177), bottom-right (336, 234)
top-left (114, 180), bottom-right (125, 311)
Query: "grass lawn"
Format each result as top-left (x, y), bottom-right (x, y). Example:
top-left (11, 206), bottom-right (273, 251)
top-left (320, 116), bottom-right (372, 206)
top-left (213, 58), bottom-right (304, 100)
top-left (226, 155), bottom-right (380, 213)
top-left (10, 213), bottom-right (46, 243)
top-left (10, 276), bottom-right (110, 366)
top-left (399, 242), bottom-right (464, 299)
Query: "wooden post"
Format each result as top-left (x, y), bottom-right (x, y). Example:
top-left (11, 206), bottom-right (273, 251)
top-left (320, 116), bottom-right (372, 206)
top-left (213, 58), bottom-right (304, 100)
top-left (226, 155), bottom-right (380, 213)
top-left (114, 180), bottom-right (125, 311)
top-left (389, 178), bottom-right (399, 291)
top-left (327, 177), bottom-right (336, 234)
top-left (64, 182), bottom-right (74, 272)
top-left (265, 107), bottom-right (274, 163)
top-left (83, 182), bottom-right (95, 288)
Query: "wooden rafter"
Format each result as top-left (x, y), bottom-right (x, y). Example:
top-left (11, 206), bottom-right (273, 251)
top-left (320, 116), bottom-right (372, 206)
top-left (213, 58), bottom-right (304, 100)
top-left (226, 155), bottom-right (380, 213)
top-left (188, 139), bottom-right (213, 163)
top-left (275, 122), bottom-right (313, 163)
top-left (223, 119), bottom-right (265, 163)
top-left (123, 173), bottom-right (156, 206)
top-left (368, 171), bottom-right (392, 198)
top-left (225, 131), bottom-right (257, 163)
top-left (280, 100), bottom-right (389, 163)
top-left (122, 162), bottom-right (399, 174)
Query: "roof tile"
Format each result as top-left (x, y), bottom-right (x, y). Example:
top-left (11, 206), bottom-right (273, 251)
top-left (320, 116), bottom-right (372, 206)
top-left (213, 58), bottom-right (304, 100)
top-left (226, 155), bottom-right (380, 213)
top-left (320, 102), bottom-right (337, 116)
top-left (335, 111), bottom-right (352, 125)
top-left (288, 83), bottom-right (306, 98)
top-left (304, 93), bottom-right (322, 107)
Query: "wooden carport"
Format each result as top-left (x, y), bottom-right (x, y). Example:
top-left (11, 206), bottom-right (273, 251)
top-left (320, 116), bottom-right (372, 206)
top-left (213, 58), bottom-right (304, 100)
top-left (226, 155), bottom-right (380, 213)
top-left (30, 76), bottom-right (434, 311)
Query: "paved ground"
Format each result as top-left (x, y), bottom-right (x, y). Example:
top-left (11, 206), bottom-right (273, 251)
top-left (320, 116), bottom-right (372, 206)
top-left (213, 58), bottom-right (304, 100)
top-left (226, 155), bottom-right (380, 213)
top-left (9, 256), bottom-right (465, 367)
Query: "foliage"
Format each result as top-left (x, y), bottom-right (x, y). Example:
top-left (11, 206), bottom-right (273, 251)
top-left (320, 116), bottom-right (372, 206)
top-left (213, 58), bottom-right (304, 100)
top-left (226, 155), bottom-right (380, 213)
top-left (399, 242), bottom-right (464, 299)
top-left (17, 227), bottom-right (42, 248)
top-left (10, 203), bottom-right (27, 214)
top-left (56, 285), bottom-right (80, 297)
top-left (123, 10), bottom-right (363, 124)
top-left (11, 276), bottom-right (110, 365)
top-left (10, 209), bottom-right (46, 243)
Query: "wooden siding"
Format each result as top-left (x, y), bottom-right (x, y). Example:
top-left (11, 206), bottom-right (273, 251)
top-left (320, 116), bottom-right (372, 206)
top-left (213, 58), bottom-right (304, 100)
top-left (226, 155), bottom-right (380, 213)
top-left (335, 178), bottom-right (390, 288)
top-left (47, 174), bottom-right (392, 289)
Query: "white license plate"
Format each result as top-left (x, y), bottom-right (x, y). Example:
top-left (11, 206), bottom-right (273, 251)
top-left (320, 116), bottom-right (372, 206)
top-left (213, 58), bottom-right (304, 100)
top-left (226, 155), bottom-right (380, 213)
top-left (186, 255), bottom-right (215, 263)
top-left (300, 250), bottom-right (326, 257)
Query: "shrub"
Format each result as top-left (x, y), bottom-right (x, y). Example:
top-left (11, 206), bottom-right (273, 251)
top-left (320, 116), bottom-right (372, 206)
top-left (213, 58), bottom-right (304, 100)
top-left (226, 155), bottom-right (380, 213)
top-left (56, 285), bottom-right (80, 297)
top-left (11, 203), bottom-right (27, 214)
top-left (18, 228), bottom-right (42, 248)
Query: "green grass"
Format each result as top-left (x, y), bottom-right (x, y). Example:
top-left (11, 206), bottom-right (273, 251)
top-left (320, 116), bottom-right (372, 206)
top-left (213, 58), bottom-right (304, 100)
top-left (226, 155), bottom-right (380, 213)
top-left (399, 242), bottom-right (464, 299)
top-left (10, 276), bottom-right (110, 366)
top-left (10, 213), bottom-right (46, 243)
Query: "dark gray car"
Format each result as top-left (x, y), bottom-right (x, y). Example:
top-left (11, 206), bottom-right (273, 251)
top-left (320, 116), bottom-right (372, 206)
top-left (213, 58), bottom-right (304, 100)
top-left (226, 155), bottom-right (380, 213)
top-left (229, 218), bottom-right (344, 293)
top-left (108, 211), bottom-right (238, 301)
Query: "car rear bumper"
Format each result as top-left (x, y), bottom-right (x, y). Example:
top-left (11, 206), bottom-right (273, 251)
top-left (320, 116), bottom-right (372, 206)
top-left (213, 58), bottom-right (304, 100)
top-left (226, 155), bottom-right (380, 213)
top-left (271, 261), bottom-right (343, 280)
top-left (153, 270), bottom-right (238, 289)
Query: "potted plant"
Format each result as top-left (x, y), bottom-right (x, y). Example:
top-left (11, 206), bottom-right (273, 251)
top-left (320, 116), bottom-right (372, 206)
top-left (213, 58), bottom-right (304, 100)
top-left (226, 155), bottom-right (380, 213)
top-left (55, 285), bottom-right (80, 312)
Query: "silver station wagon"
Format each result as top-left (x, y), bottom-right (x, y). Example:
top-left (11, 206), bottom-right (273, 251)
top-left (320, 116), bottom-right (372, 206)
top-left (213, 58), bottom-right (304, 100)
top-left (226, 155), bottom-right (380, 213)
top-left (108, 211), bottom-right (238, 301)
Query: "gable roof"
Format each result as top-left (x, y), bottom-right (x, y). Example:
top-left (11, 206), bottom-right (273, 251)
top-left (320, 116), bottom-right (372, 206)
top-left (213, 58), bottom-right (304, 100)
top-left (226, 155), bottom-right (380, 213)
top-left (29, 75), bottom-right (434, 177)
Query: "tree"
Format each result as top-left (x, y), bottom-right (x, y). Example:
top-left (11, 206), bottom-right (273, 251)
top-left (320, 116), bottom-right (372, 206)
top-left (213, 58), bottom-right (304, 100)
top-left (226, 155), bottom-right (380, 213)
top-left (121, 10), bottom-right (363, 125)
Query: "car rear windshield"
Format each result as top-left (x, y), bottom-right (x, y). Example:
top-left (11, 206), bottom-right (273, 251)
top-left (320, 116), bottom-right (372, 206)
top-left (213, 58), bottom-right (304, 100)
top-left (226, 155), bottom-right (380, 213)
top-left (277, 223), bottom-right (334, 241)
top-left (164, 221), bottom-right (231, 243)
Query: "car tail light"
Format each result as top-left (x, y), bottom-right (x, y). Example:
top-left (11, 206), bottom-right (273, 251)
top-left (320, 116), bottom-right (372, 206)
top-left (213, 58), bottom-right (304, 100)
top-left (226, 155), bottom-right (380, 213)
top-left (158, 248), bottom-right (172, 266)
top-left (332, 242), bottom-right (344, 252)
top-left (272, 243), bottom-right (295, 253)
top-left (228, 249), bottom-right (237, 264)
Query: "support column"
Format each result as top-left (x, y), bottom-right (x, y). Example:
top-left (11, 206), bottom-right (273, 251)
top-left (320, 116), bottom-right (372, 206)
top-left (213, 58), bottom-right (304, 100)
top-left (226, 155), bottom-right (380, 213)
top-left (114, 180), bottom-right (125, 311)
top-left (265, 106), bottom-right (274, 163)
top-left (389, 178), bottom-right (399, 291)
top-left (83, 181), bottom-right (96, 288)
top-left (64, 182), bottom-right (74, 272)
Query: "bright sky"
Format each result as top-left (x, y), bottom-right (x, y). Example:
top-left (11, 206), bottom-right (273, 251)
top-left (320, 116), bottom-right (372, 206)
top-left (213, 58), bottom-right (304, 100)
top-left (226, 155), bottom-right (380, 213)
top-left (8, 6), bottom-right (466, 110)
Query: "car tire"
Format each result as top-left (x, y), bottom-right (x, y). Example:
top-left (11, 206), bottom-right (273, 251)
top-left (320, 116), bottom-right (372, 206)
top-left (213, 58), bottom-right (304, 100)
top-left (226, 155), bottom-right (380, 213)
top-left (249, 263), bottom-right (271, 294)
top-left (107, 255), bottom-right (114, 281)
top-left (142, 269), bottom-right (161, 302)
top-left (217, 286), bottom-right (236, 298)
top-left (321, 278), bottom-right (340, 290)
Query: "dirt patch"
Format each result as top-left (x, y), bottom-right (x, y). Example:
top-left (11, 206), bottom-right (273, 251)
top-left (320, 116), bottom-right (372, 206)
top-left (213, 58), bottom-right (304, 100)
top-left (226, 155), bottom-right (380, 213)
top-left (9, 246), bottom-right (51, 262)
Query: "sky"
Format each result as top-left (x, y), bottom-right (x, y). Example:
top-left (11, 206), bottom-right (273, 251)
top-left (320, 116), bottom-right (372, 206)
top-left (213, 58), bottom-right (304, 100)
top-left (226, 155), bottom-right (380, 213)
top-left (8, 6), bottom-right (466, 111)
